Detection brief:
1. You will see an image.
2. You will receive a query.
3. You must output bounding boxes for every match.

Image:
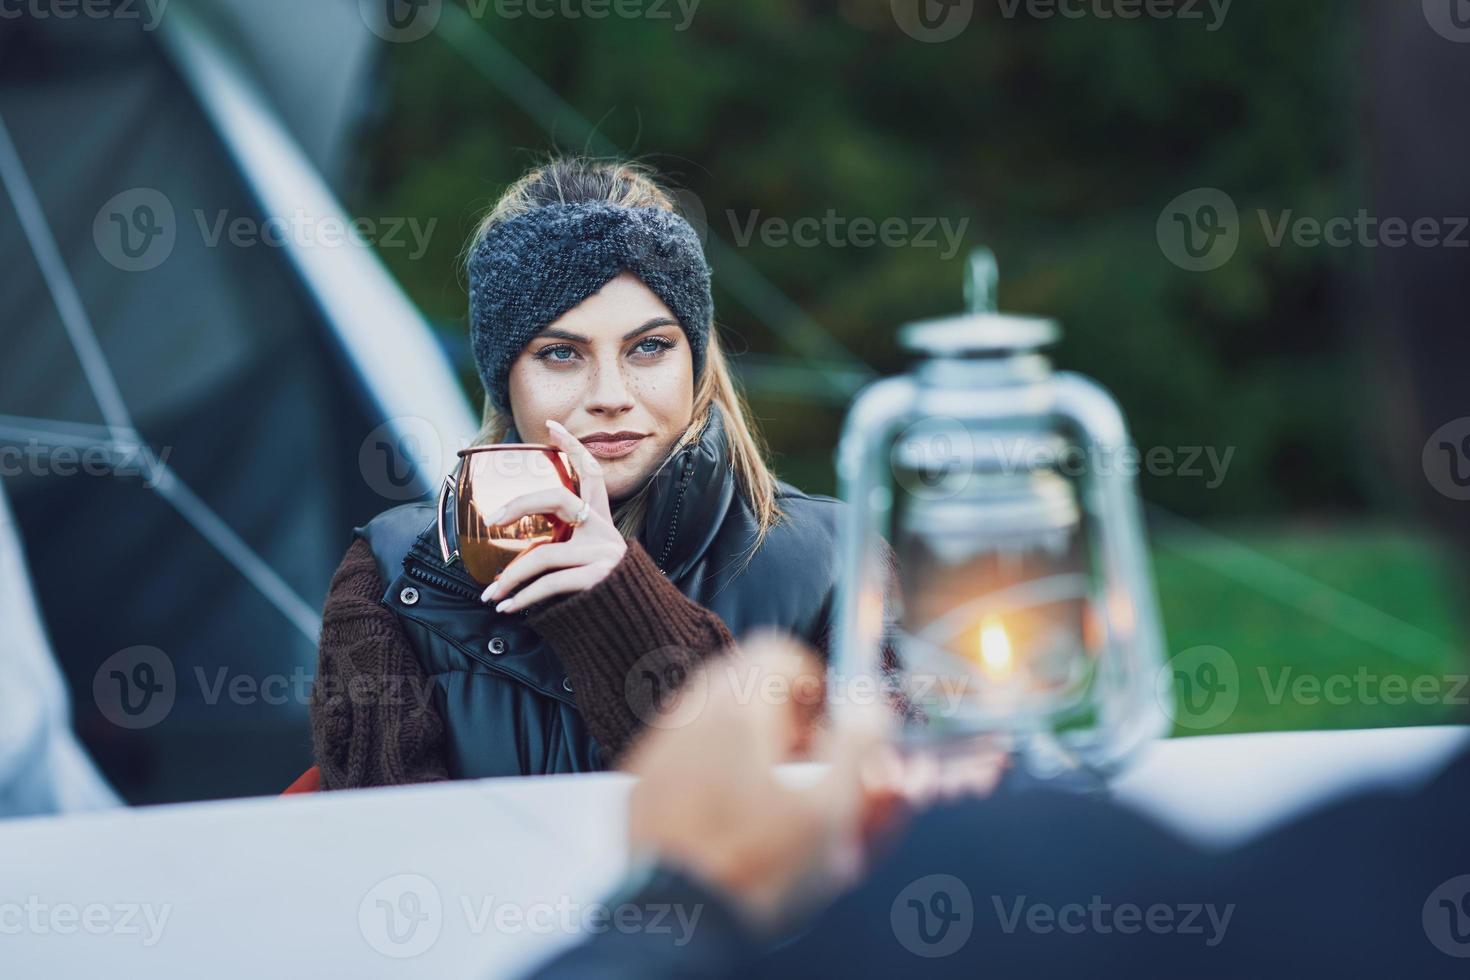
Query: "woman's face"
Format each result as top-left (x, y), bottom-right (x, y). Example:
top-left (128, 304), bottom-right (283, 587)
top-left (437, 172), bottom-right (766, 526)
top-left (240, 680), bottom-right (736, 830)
top-left (507, 271), bottom-right (696, 501)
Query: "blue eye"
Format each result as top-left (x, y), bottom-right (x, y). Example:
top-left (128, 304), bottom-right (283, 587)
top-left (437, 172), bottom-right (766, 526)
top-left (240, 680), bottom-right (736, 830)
top-left (534, 344), bottom-right (578, 363)
top-left (633, 337), bottom-right (675, 357)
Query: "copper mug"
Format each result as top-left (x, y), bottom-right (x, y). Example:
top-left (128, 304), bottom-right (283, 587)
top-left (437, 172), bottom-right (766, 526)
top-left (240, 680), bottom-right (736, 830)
top-left (437, 444), bottom-right (582, 586)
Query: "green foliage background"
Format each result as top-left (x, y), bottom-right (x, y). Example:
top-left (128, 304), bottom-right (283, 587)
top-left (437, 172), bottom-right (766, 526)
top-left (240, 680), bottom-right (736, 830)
top-left (352, 1), bottom-right (1467, 732)
top-left (359, 1), bottom-right (1368, 516)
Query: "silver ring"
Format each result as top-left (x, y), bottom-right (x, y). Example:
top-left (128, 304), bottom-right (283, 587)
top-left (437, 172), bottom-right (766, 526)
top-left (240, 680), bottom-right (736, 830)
top-left (569, 499), bottom-right (591, 528)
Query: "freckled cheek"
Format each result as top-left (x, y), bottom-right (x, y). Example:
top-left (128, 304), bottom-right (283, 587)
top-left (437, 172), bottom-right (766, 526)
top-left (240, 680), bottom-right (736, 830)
top-left (510, 366), bottom-right (582, 437)
top-left (627, 363), bottom-right (692, 426)
top-left (536, 376), bottom-right (585, 410)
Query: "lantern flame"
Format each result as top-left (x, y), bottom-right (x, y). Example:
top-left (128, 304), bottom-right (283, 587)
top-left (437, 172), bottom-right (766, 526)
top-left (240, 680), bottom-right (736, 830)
top-left (978, 615), bottom-right (1014, 680)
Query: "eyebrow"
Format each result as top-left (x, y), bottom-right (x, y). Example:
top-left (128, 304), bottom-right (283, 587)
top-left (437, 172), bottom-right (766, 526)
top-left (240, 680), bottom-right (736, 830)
top-left (536, 317), bottom-right (679, 344)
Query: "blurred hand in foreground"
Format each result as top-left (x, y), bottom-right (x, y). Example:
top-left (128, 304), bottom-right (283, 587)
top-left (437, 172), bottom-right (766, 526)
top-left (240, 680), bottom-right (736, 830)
top-left (621, 634), bottom-right (1005, 932)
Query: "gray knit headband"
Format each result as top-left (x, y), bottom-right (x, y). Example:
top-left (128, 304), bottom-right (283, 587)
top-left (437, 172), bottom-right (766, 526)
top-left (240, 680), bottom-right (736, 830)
top-left (468, 201), bottom-right (713, 411)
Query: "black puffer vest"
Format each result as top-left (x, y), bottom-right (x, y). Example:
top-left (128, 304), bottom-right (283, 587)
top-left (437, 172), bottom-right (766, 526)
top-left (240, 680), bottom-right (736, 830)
top-left (356, 405), bottom-right (843, 778)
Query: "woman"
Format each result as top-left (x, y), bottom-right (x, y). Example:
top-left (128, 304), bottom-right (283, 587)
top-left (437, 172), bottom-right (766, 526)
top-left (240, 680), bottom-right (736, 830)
top-left (309, 158), bottom-right (845, 788)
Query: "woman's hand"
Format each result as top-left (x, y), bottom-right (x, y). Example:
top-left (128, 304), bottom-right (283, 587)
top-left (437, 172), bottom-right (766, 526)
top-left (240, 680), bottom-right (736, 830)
top-left (480, 419), bottom-right (628, 613)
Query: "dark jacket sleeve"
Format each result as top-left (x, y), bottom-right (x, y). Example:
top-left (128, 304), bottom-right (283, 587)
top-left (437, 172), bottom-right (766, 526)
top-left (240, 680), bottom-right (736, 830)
top-left (524, 866), bottom-right (757, 980)
top-left (309, 537), bottom-right (450, 789)
top-left (525, 539), bottom-right (736, 763)
top-left (532, 751), bottom-right (1470, 979)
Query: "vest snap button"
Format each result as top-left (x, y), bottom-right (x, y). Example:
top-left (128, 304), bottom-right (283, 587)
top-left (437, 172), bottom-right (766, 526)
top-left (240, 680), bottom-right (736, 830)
top-left (487, 637), bottom-right (507, 656)
top-left (399, 586), bottom-right (420, 606)
top-left (562, 677), bottom-right (573, 693)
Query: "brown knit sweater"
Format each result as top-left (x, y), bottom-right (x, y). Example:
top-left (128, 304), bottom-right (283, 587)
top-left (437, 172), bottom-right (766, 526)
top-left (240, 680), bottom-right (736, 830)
top-left (309, 537), bottom-right (734, 790)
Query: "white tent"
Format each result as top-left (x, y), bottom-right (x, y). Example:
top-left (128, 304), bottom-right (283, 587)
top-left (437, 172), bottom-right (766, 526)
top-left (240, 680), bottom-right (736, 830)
top-left (0, 0), bottom-right (473, 808)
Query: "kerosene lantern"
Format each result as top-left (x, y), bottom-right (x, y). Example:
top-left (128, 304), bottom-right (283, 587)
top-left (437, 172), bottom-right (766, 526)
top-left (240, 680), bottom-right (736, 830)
top-left (832, 252), bottom-right (1169, 778)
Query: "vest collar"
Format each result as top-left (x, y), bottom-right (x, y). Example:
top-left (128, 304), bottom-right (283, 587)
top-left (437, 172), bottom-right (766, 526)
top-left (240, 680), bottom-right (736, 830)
top-left (635, 402), bottom-right (736, 581)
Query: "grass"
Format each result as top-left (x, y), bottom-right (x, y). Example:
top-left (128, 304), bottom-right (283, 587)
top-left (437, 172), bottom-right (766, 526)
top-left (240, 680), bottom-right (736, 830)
top-left (1152, 522), bottom-right (1470, 736)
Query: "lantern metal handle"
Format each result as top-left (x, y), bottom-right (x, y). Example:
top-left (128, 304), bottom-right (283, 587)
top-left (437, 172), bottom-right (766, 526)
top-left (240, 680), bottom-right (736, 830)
top-left (1051, 371), bottom-right (1171, 768)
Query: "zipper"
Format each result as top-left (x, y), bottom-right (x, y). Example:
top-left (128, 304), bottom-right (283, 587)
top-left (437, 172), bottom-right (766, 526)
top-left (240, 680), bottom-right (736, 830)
top-left (656, 455), bottom-right (698, 569)
top-left (404, 559), bottom-right (481, 600)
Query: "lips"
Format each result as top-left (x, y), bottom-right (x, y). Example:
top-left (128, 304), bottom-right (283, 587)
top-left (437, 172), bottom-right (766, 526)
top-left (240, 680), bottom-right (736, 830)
top-left (578, 431), bottom-right (647, 460)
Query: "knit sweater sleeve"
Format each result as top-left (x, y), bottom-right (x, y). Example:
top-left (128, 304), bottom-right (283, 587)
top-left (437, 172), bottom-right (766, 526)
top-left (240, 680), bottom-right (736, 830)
top-left (310, 537), bottom-right (450, 790)
top-left (525, 539), bottom-right (735, 764)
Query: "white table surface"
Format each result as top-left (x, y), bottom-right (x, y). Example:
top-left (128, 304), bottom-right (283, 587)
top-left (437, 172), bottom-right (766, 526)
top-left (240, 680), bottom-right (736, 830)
top-left (3, 725), bottom-right (1466, 980)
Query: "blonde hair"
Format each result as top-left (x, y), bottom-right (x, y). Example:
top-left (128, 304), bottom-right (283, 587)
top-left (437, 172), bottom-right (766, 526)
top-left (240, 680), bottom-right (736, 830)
top-left (466, 157), bottom-right (781, 549)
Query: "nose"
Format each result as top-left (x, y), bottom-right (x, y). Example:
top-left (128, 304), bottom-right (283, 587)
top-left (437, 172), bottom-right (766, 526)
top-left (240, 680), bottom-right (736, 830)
top-left (584, 360), bottom-right (636, 418)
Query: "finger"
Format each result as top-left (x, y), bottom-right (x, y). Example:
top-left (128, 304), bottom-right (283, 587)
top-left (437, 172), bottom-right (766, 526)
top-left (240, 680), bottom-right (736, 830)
top-left (480, 541), bottom-right (600, 601)
top-left (494, 564), bottom-right (607, 613)
top-left (806, 696), bottom-right (889, 829)
top-left (855, 745), bottom-right (912, 850)
top-left (489, 486), bottom-right (587, 527)
top-left (935, 747), bottom-right (1009, 801)
top-left (728, 633), bottom-right (826, 769)
top-left (787, 664), bottom-right (827, 758)
top-left (544, 420), bottom-right (612, 521)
